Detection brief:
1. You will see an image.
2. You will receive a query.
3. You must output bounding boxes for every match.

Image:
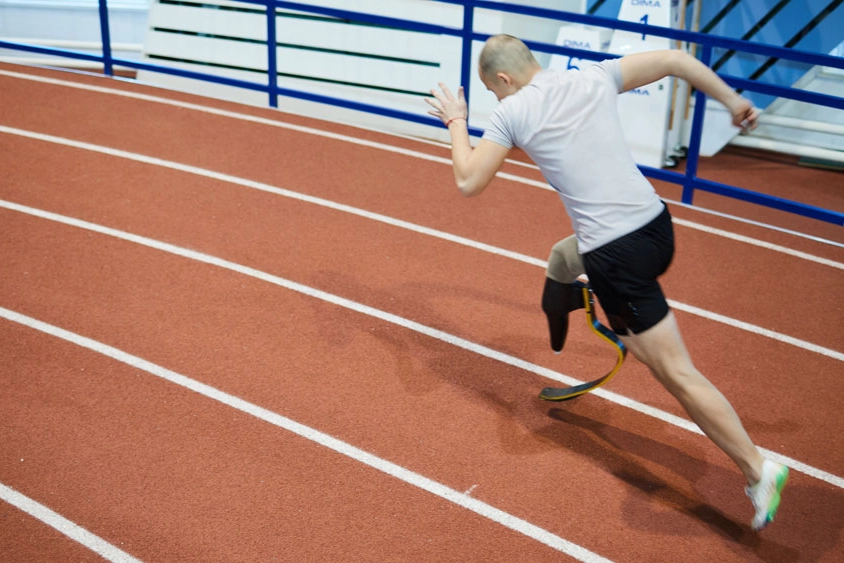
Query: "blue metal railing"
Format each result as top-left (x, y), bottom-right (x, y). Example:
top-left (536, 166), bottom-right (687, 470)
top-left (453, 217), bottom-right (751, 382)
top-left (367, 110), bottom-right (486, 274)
top-left (1, 0), bottom-right (841, 226)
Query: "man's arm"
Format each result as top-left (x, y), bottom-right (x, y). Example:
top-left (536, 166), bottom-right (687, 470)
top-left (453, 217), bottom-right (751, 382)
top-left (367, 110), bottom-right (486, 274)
top-left (619, 50), bottom-right (759, 131)
top-left (426, 83), bottom-right (510, 197)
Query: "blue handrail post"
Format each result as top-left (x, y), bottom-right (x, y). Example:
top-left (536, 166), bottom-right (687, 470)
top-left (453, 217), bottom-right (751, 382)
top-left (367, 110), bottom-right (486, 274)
top-left (97, 0), bottom-right (113, 76)
top-left (266, 0), bottom-right (279, 108)
top-left (460, 1), bottom-right (475, 126)
top-left (682, 43), bottom-right (713, 205)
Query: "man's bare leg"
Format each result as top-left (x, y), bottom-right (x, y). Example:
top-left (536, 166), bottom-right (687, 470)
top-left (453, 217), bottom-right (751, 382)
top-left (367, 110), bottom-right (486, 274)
top-left (619, 311), bottom-right (765, 484)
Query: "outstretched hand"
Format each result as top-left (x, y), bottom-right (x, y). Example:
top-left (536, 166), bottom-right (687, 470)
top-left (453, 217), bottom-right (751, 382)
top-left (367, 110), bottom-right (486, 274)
top-left (425, 82), bottom-right (468, 126)
top-left (728, 96), bottom-right (759, 133)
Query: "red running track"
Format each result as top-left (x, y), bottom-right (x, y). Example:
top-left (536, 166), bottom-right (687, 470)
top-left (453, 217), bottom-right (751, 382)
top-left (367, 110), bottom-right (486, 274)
top-left (1, 63), bottom-right (843, 562)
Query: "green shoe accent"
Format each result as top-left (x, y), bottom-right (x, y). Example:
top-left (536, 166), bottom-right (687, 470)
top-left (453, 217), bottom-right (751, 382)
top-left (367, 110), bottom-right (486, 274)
top-left (747, 461), bottom-right (788, 531)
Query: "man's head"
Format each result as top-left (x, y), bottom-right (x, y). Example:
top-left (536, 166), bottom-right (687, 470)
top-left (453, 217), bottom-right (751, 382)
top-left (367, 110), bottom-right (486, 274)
top-left (478, 35), bottom-right (541, 100)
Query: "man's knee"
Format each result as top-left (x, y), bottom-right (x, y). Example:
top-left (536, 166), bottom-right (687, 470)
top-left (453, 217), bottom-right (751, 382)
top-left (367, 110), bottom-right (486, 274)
top-left (546, 235), bottom-right (584, 284)
top-left (623, 313), bottom-right (700, 385)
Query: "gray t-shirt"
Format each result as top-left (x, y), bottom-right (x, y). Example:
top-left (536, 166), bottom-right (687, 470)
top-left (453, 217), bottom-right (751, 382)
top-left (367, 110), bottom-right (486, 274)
top-left (482, 58), bottom-right (664, 253)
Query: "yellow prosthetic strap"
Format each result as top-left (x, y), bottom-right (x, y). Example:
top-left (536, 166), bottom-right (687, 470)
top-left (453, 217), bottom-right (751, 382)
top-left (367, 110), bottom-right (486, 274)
top-left (539, 284), bottom-right (627, 401)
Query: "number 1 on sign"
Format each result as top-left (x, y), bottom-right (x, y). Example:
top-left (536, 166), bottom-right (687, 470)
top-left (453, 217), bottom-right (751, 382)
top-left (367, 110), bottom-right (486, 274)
top-left (640, 14), bottom-right (648, 40)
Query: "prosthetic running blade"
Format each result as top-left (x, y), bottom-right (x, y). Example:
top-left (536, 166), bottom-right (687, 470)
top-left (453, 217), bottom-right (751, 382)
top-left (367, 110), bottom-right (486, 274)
top-left (539, 284), bottom-right (627, 401)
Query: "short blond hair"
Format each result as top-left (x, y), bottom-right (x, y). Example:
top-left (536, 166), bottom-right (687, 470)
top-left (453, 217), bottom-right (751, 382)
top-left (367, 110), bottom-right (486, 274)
top-left (478, 35), bottom-right (540, 81)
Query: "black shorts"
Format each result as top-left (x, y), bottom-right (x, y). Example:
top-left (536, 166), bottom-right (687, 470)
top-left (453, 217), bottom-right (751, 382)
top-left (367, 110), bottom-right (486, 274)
top-left (582, 204), bottom-right (674, 335)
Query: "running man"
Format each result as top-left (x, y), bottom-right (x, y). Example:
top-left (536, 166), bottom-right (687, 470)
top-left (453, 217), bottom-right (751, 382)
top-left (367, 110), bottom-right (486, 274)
top-left (425, 34), bottom-right (787, 531)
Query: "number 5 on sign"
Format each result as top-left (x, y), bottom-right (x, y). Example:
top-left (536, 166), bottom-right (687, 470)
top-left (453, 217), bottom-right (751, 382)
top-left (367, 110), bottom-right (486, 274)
top-left (547, 25), bottom-right (612, 73)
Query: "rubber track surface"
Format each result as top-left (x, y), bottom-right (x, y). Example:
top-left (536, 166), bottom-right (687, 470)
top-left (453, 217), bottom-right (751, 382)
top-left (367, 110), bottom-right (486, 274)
top-left (1, 63), bottom-right (843, 562)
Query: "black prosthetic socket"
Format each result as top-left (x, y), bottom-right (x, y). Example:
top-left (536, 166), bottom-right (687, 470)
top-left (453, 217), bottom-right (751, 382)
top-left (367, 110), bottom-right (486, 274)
top-left (541, 278), bottom-right (586, 352)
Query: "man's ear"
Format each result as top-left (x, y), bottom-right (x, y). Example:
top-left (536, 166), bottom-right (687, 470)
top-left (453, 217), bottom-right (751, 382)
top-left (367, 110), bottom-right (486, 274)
top-left (496, 72), bottom-right (513, 87)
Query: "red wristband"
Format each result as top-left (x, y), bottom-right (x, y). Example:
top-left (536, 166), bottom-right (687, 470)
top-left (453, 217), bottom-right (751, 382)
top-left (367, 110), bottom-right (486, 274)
top-left (446, 116), bottom-right (467, 127)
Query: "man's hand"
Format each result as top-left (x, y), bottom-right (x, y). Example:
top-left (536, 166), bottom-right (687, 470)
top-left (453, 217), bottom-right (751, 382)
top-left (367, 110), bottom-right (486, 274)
top-left (425, 82), bottom-right (468, 126)
top-left (424, 82), bottom-right (509, 197)
top-left (727, 95), bottom-right (759, 133)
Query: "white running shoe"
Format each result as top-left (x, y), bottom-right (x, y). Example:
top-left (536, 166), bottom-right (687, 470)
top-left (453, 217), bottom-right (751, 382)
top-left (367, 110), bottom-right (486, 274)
top-left (745, 459), bottom-right (789, 531)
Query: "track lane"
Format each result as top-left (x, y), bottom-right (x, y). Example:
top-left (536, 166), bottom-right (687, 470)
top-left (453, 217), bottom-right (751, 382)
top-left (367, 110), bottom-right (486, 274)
top-left (0, 120), bottom-right (841, 360)
top-left (0, 64), bottom-right (844, 248)
top-left (2, 188), bottom-right (843, 561)
top-left (2, 320), bottom-right (599, 563)
top-left (1, 128), bottom-right (842, 472)
top-left (0, 215), bottom-right (666, 562)
top-left (0, 75), bottom-right (841, 351)
top-left (2, 62), bottom-right (843, 254)
top-left (0, 67), bottom-right (842, 255)
top-left (1, 125), bottom-right (840, 412)
top-left (0, 496), bottom-right (113, 563)
top-left (2, 64), bottom-right (843, 562)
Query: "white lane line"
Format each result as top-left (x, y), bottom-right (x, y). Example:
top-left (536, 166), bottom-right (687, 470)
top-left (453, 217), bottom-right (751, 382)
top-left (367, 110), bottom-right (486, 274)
top-left (0, 69), bottom-right (457, 166)
top-left (1, 201), bottom-right (842, 491)
top-left (0, 125), bottom-right (546, 269)
top-left (0, 308), bottom-right (612, 563)
top-left (671, 217), bottom-right (844, 269)
top-left (0, 482), bottom-right (142, 563)
top-left (1, 125), bottom-right (841, 363)
top-left (667, 203), bottom-right (844, 250)
top-left (487, 157), bottom-right (844, 251)
top-left (667, 300), bottom-right (844, 362)
top-left (2, 68), bottom-right (842, 256)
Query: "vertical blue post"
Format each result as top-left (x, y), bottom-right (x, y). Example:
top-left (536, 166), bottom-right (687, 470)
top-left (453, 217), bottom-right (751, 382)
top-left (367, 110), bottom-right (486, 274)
top-left (682, 44), bottom-right (713, 205)
top-left (266, 0), bottom-right (278, 108)
top-left (97, 0), bottom-right (113, 76)
top-left (460, 1), bottom-right (475, 125)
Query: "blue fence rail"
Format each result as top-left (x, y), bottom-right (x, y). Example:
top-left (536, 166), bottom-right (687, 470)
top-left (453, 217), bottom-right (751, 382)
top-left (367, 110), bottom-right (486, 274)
top-left (1, 0), bottom-right (842, 227)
